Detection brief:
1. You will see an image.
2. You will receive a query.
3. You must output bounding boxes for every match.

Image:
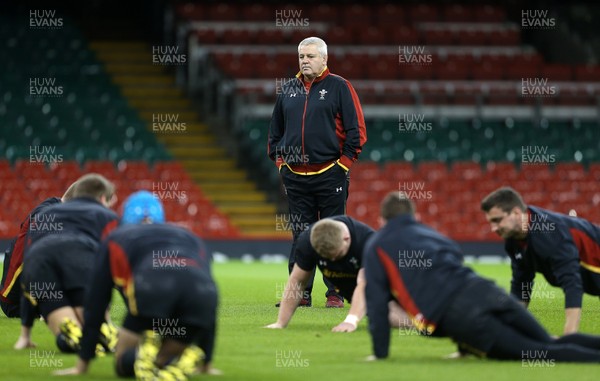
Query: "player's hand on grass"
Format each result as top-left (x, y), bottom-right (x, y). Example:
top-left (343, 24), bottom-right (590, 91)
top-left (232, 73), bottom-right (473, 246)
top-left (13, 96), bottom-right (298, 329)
top-left (53, 367), bottom-right (81, 376)
top-left (53, 359), bottom-right (88, 376)
top-left (13, 336), bottom-right (36, 350)
top-left (264, 322), bottom-right (284, 329)
top-left (332, 322), bottom-right (357, 332)
top-left (197, 362), bottom-right (223, 375)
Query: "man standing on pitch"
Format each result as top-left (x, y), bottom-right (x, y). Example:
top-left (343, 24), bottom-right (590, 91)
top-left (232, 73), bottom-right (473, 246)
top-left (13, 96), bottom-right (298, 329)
top-left (268, 36), bottom-right (367, 308)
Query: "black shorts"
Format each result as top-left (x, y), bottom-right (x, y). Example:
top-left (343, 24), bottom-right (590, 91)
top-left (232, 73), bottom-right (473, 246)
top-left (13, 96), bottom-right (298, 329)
top-left (21, 235), bottom-right (97, 318)
top-left (122, 269), bottom-right (217, 344)
top-left (437, 277), bottom-right (524, 356)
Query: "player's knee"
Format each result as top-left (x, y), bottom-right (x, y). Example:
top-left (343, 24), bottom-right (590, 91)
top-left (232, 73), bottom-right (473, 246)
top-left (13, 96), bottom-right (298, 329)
top-left (115, 348), bottom-right (136, 377)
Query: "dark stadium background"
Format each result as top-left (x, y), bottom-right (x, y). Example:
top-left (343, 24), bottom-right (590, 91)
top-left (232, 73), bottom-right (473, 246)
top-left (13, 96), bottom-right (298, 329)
top-left (1, 0), bottom-right (599, 259)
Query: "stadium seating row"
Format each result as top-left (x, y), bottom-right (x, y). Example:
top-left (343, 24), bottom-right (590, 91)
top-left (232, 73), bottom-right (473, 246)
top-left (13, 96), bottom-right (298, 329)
top-left (176, 3), bottom-right (507, 24)
top-left (0, 160), bottom-right (240, 239)
top-left (347, 161), bottom-right (600, 240)
top-left (193, 24), bottom-right (520, 46)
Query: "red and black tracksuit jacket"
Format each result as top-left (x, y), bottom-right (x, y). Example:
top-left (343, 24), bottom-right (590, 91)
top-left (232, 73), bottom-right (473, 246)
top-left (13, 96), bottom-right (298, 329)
top-left (268, 67), bottom-right (367, 174)
top-left (505, 205), bottom-right (600, 309)
top-left (0, 197), bottom-right (61, 316)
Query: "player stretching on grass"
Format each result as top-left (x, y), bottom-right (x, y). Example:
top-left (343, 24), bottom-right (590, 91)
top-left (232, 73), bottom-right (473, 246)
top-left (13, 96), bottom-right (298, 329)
top-left (365, 191), bottom-right (600, 362)
top-left (19, 174), bottom-right (119, 354)
top-left (55, 191), bottom-right (219, 380)
top-left (481, 186), bottom-right (600, 334)
top-left (265, 216), bottom-right (411, 332)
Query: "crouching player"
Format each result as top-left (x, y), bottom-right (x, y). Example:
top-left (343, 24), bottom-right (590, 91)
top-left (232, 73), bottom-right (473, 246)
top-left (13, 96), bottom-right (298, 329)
top-left (55, 191), bottom-right (219, 379)
top-left (19, 174), bottom-right (119, 353)
top-left (265, 216), bottom-right (411, 332)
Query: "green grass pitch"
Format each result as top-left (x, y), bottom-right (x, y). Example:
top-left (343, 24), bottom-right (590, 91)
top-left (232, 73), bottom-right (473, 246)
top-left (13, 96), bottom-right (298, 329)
top-left (1, 261), bottom-right (600, 380)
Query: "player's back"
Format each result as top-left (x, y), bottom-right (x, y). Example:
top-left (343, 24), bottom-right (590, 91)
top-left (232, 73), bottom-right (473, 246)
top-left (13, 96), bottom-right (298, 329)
top-left (27, 197), bottom-right (118, 247)
top-left (105, 223), bottom-right (213, 278)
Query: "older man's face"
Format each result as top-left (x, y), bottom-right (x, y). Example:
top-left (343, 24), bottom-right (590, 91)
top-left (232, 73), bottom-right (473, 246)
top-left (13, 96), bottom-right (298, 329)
top-left (298, 44), bottom-right (327, 80)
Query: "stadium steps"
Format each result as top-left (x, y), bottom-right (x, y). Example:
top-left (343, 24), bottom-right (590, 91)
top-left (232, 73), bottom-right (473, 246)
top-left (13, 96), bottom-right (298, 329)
top-left (88, 41), bottom-right (289, 238)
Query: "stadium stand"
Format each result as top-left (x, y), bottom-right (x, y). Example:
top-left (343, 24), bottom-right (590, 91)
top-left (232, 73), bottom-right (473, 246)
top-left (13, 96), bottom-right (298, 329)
top-left (2, 2), bottom-right (600, 244)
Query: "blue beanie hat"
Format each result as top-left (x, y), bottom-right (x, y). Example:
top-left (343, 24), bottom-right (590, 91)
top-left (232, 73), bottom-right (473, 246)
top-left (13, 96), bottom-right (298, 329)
top-left (122, 190), bottom-right (165, 224)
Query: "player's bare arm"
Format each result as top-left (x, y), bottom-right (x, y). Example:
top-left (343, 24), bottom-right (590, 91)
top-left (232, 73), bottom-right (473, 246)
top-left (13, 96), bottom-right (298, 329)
top-left (332, 269), bottom-right (366, 332)
top-left (265, 265), bottom-right (312, 328)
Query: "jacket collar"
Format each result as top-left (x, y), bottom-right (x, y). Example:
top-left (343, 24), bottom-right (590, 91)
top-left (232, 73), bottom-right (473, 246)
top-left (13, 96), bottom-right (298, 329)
top-left (296, 66), bottom-right (330, 84)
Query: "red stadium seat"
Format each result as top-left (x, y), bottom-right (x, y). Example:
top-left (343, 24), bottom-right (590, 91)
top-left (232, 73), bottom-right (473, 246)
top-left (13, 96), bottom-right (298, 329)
top-left (409, 4), bottom-right (439, 22)
top-left (422, 29), bottom-right (456, 46)
top-left (383, 161), bottom-right (415, 180)
top-left (451, 162), bottom-right (483, 180)
top-left (257, 29), bottom-right (287, 45)
top-left (84, 160), bottom-right (119, 179)
top-left (554, 162), bottom-right (586, 181)
top-left (443, 4), bottom-right (474, 22)
top-left (556, 87), bottom-right (595, 106)
top-left (473, 5), bottom-right (507, 22)
top-left (434, 60), bottom-right (470, 80)
top-left (241, 4), bottom-right (273, 21)
top-left (541, 64), bottom-right (573, 81)
top-left (398, 64), bottom-right (433, 80)
top-left (342, 4), bottom-right (373, 25)
top-left (487, 29), bottom-right (520, 46)
top-left (356, 26), bottom-right (386, 45)
top-left (455, 29), bottom-right (487, 45)
top-left (175, 3), bottom-right (206, 21)
top-left (472, 63), bottom-right (504, 80)
top-left (221, 29), bottom-right (256, 45)
top-left (325, 26), bottom-right (356, 45)
top-left (194, 30), bottom-right (218, 45)
top-left (207, 4), bottom-right (239, 21)
top-left (376, 4), bottom-right (406, 25)
top-left (574, 65), bottom-right (600, 82)
top-left (417, 161), bottom-right (448, 182)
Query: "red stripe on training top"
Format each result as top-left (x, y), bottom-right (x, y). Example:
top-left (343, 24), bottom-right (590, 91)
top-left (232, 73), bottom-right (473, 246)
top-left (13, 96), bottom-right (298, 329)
top-left (570, 228), bottom-right (600, 267)
top-left (108, 241), bottom-right (132, 288)
top-left (101, 219), bottom-right (119, 240)
top-left (376, 247), bottom-right (421, 316)
top-left (0, 217), bottom-right (31, 298)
